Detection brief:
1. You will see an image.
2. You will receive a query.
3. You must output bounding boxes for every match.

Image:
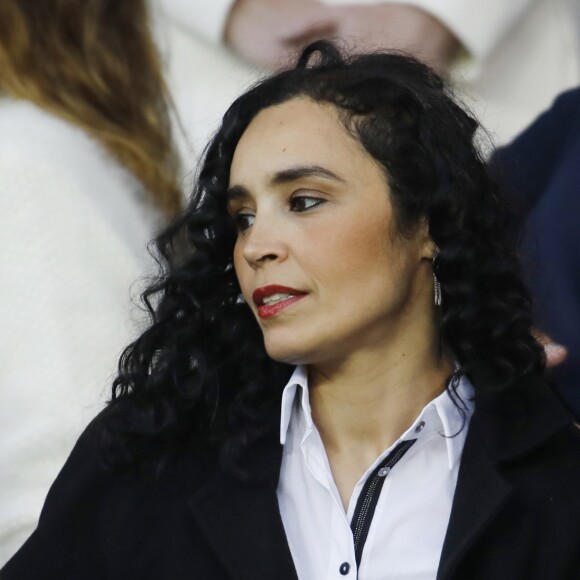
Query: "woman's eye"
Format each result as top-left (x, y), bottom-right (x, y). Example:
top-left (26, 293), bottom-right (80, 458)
top-left (290, 195), bottom-right (325, 212)
top-left (235, 213), bottom-right (255, 231)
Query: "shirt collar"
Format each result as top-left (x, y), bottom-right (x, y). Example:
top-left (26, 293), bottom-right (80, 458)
top-left (399, 375), bottom-right (474, 469)
top-left (279, 365), bottom-right (475, 470)
top-left (279, 365), bottom-right (311, 445)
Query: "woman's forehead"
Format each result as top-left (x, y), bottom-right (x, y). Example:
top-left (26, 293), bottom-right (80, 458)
top-left (238, 97), bottom-right (343, 147)
top-left (229, 97), bottom-right (379, 187)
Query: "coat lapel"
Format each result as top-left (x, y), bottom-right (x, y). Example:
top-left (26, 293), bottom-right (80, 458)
top-left (187, 435), bottom-right (298, 580)
top-left (436, 420), bottom-right (513, 580)
top-left (437, 370), bottom-right (573, 580)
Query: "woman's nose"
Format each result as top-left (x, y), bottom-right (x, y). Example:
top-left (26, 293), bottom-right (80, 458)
top-left (241, 216), bottom-right (288, 268)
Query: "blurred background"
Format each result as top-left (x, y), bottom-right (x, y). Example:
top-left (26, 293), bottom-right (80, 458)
top-left (1, 0), bottom-right (579, 565)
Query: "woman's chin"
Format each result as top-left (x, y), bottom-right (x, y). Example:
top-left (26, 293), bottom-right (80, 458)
top-left (263, 339), bottom-right (315, 366)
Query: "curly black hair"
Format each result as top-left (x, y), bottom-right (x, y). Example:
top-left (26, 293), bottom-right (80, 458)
top-left (99, 41), bottom-right (545, 480)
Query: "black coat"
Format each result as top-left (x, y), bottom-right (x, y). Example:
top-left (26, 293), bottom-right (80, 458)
top-left (3, 374), bottom-right (580, 580)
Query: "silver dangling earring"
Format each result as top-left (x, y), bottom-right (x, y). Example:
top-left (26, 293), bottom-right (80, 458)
top-left (433, 252), bottom-right (442, 307)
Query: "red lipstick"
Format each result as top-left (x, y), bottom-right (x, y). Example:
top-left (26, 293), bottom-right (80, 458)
top-left (252, 285), bottom-right (306, 319)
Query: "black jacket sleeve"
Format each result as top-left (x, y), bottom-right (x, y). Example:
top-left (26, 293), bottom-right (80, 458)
top-left (0, 419), bottom-right (150, 580)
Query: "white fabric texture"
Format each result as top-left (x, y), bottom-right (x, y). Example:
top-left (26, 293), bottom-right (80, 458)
top-left (327, 0), bottom-right (532, 62)
top-left (155, 0), bottom-right (236, 45)
top-left (277, 365), bottom-right (474, 580)
top-left (155, 0), bottom-right (579, 150)
top-left (0, 98), bottom-right (161, 564)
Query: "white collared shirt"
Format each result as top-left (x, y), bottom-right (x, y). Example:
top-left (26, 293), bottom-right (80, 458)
top-left (276, 366), bottom-right (474, 580)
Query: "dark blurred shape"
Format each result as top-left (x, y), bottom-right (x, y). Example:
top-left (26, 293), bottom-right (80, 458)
top-left (490, 87), bottom-right (580, 417)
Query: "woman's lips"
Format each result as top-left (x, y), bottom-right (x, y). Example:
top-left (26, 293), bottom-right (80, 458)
top-left (252, 285), bottom-right (307, 319)
top-left (257, 295), bottom-right (306, 318)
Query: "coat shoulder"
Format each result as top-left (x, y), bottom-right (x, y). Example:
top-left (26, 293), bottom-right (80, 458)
top-left (504, 422), bottom-right (580, 509)
top-left (1, 413), bottom-right (219, 579)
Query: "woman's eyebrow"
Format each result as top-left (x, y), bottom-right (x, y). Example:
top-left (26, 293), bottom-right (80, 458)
top-left (226, 184), bottom-right (250, 202)
top-left (226, 165), bottom-right (345, 201)
top-left (270, 165), bottom-right (345, 185)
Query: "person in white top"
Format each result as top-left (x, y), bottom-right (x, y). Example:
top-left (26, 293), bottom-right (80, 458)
top-left (5, 41), bottom-right (579, 580)
top-left (0, 0), bottom-right (182, 564)
top-left (155, 0), bottom-right (579, 156)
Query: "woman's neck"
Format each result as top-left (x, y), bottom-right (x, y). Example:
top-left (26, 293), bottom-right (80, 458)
top-left (310, 348), bottom-right (451, 450)
top-left (307, 341), bottom-right (453, 508)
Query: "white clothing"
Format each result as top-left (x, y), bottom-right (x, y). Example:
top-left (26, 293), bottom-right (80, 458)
top-left (277, 365), bottom-right (474, 580)
top-left (388, 0), bottom-right (580, 144)
top-left (0, 99), bottom-right (161, 564)
top-left (155, 0), bottom-right (579, 153)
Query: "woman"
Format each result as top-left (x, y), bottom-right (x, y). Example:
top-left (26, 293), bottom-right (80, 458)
top-left (0, 0), bottom-right (181, 563)
top-left (3, 42), bottom-right (579, 579)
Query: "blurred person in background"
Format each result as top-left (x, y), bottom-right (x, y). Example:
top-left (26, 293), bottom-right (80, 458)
top-left (0, 0), bottom-right (182, 563)
top-left (490, 87), bottom-right (580, 419)
top-left (155, 0), bottom-right (579, 157)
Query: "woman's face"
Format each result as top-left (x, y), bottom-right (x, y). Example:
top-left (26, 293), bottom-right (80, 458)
top-left (228, 97), bottom-right (435, 366)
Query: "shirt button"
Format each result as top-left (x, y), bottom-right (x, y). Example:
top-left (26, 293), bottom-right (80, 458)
top-left (378, 467), bottom-right (390, 477)
top-left (415, 421), bottom-right (426, 433)
top-left (339, 562), bottom-right (351, 575)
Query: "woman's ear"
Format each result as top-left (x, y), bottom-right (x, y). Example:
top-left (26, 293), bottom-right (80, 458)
top-left (418, 218), bottom-right (436, 259)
